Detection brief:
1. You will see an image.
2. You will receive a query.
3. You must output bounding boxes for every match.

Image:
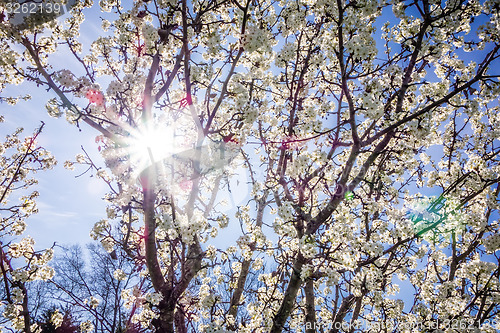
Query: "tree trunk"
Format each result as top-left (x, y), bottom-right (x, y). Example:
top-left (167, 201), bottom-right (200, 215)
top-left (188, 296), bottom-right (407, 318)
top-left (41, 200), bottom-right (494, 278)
top-left (304, 278), bottom-right (316, 333)
top-left (155, 300), bottom-right (175, 333)
top-left (228, 259), bottom-right (251, 330)
top-left (270, 253), bottom-right (306, 333)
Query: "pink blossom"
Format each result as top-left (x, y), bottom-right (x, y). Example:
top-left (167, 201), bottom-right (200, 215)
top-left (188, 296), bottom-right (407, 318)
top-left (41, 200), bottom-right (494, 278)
top-left (86, 90), bottom-right (104, 106)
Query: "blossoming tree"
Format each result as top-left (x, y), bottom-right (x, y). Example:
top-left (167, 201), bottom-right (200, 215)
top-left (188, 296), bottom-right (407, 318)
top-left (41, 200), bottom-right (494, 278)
top-left (0, 121), bottom-right (57, 331)
top-left (1, 0), bottom-right (500, 332)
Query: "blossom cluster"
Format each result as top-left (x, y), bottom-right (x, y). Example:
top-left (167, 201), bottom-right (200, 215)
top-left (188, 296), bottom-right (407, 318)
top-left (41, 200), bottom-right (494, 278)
top-left (0, 123), bottom-right (56, 330)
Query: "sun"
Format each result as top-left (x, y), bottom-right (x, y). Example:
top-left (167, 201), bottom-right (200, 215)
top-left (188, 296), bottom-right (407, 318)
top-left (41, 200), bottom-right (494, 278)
top-left (126, 123), bottom-right (176, 171)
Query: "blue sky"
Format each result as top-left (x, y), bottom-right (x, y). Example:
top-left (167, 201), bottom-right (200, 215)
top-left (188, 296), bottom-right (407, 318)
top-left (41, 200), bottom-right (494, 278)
top-left (1, 4), bottom-right (124, 251)
top-left (2, 82), bottom-right (108, 250)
